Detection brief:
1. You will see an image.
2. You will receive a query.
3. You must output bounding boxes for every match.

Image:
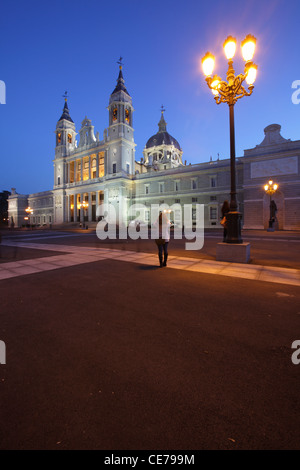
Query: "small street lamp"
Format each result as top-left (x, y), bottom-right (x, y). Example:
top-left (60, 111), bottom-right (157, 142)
top-left (79, 200), bottom-right (89, 228)
top-left (25, 206), bottom-right (33, 228)
top-left (201, 34), bottom-right (257, 243)
top-left (264, 180), bottom-right (278, 231)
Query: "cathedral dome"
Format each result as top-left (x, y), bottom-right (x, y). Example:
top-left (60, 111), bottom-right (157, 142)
top-left (145, 110), bottom-right (181, 151)
top-left (146, 131), bottom-right (181, 150)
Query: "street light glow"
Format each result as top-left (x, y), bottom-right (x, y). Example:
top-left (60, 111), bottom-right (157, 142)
top-left (223, 36), bottom-right (237, 60)
top-left (211, 76), bottom-right (221, 95)
top-left (241, 34), bottom-right (256, 62)
top-left (264, 180), bottom-right (278, 194)
top-left (245, 64), bottom-right (257, 85)
top-left (201, 52), bottom-right (215, 77)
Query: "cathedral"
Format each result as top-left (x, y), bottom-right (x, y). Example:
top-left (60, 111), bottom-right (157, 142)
top-left (8, 64), bottom-right (300, 230)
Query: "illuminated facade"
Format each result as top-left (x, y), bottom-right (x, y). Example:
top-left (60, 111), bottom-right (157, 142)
top-left (8, 66), bottom-right (300, 230)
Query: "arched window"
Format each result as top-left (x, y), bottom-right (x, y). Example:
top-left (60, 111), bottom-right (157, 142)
top-left (68, 134), bottom-right (72, 144)
top-left (112, 108), bottom-right (118, 122)
top-left (125, 109), bottom-right (130, 123)
top-left (57, 133), bottom-right (61, 144)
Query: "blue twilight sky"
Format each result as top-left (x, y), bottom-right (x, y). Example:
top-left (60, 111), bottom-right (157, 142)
top-left (0, 0), bottom-right (299, 195)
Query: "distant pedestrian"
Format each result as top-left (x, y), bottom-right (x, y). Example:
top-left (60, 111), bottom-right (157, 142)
top-left (221, 200), bottom-right (230, 242)
top-left (154, 211), bottom-right (171, 267)
top-left (270, 200), bottom-right (277, 222)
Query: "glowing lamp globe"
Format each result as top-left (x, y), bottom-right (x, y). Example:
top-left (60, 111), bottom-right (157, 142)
top-left (245, 64), bottom-right (257, 85)
top-left (241, 34), bottom-right (256, 62)
top-left (202, 52), bottom-right (215, 77)
top-left (223, 36), bottom-right (237, 60)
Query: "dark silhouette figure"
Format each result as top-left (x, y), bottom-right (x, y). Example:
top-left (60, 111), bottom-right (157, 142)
top-left (154, 212), bottom-right (171, 267)
top-left (221, 200), bottom-right (230, 242)
top-left (270, 200), bottom-right (277, 220)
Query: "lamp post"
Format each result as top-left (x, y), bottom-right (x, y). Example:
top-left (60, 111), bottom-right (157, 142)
top-left (201, 35), bottom-right (257, 243)
top-left (25, 206), bottom-right (33, 228)
top-left (79, 200), bottom-right (89, 228)
top-left (264, 180), bottom-right (278, 231)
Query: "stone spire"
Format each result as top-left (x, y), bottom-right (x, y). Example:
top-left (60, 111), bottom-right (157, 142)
top-left (112, 57), bottom-right (130, 96)
top-left (58, 97), bottom-right (74, 123)
top-left (158, 106), bottom-right (167, 132)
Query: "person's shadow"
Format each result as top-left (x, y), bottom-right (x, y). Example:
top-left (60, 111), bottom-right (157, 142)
top-left (139, 265), bottom-right (160, 270)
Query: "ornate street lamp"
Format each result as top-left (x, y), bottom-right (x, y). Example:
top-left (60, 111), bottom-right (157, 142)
top-left (25, 206), bottom-right (33, 227)
top-left (264, 180), bottom-right (278, 231)
top-left (202, 34), bottom-right (257, 243)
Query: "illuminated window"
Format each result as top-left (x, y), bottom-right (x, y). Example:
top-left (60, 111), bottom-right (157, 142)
top-left (69, 161), bottom-right (75, 183)
top-left (76, 161), bottom-right (81, 182)
top-left (112, 108), bottom-right (117, 122)
top-left (83, 158), bottom-right (89, 181)
top-left (92, 157), bottom-right (97, 178)
top-left (98, 152), bottom-right (105, 177)
top-left (125, 109), bottom-right (130, 123)
top-left (68, 134), bottom-right (72, 143)
top-left (57, 133), bottom-right (61, 144)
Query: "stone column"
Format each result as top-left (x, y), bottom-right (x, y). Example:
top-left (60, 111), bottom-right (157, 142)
top-left (95, 190), bottom-right (100, 220)
top-left (88, 192), bottom-right (92, 222)
top-left (66, 195), bottom-right (69, 222)
top-left (74, 193), bottom-right (77, 222)
top-left (80, 194), bottom-right (84, 223)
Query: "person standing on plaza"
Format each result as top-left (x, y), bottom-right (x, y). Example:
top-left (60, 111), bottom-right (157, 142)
top-left (154, 211), bottom-right (171, 267)
top-left (221, 200), bottom-right (230, 242)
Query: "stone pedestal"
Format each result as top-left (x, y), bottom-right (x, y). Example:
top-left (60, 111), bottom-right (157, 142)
top-left (216, 242), bottom-right (251, 264)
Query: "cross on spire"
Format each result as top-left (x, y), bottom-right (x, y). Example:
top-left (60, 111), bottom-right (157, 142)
top-left (62, 91), bottom-right (69, 101)
top-left (158, 106), bottom-right (167, 132)
top-left (117, 56), bottom-right (123, 68)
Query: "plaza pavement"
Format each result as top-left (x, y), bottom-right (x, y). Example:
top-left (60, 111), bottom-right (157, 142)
top-left (0, 233), bottom-right (300, 286)
top-left (0, 229), bottom-right (300, 450)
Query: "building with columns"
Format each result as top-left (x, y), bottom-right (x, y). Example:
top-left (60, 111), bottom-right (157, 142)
top-left (8, 65), bottom-right (300, 230)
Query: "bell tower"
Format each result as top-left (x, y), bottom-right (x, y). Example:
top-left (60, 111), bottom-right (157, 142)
top-left (54, 95), bottom-right (76, 190)
top-left (106, 59), bottom-right (136, 176)
top-left (55, 94), bottom-right (76, 160)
